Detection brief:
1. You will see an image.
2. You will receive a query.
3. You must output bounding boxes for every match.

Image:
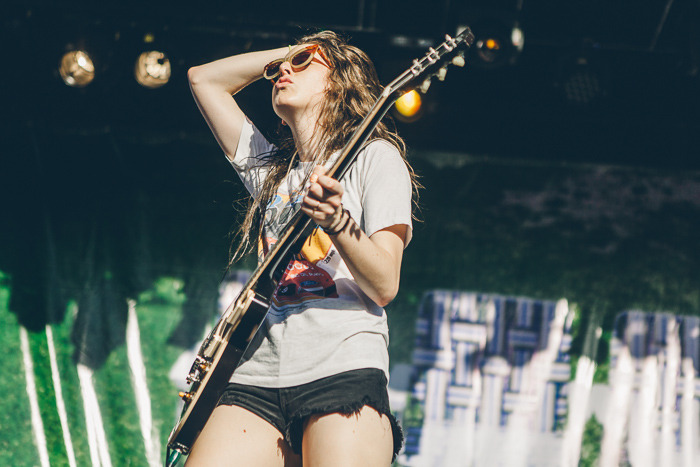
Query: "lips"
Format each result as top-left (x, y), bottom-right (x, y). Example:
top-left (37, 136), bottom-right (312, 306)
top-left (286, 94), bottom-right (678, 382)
top-left (276, 76), bottom-right (292, 87)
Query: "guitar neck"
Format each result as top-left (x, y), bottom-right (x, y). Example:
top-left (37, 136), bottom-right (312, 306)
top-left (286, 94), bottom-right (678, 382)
top-left (327, 93), bottom-right (392, 180)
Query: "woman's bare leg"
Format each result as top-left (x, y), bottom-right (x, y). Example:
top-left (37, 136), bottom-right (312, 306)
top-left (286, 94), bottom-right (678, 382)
top-left (301, 405), bottom-right (393, 467)
top-left (185, 405), bottom-right (301, 467)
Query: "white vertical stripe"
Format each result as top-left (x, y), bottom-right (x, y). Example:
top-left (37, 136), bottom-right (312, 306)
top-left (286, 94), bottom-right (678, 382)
top-left (600, 345), bottom-right (634, 467)
top-left (126, 299), bottom-right (161, 467)
top-left (659, 319), bottom-right (680, 466)
top-left (561, 355), bottom-right (597, 467)
top-left (454, 342), bottom-right (467, 385)
top-left (522, 299), bottom-right (567, 434)
top-left (46, 325), bottom-right (78, 467)
top-left (627, 355), bottom-right (657, 467)
top-left (77, 364), bottom-right (112, 467)
top-left (20, 327), bottom-right (51, 467)
top-left (681, 358), bottom-right (698, 467)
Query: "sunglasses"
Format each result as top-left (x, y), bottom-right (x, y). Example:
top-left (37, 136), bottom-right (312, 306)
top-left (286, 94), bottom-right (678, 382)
top-left (263, 44), bottom-right (331, 82)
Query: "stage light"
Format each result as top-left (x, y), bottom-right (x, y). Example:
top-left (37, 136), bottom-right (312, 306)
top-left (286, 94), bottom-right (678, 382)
top-left (59, 50), bottom-right (95, 87)
top-left (466, 15), bottom-right (524, 68)
top-left (476, 37), bottom-right (502, 64)
top-left (134, 51), bottom-right (171, 88)
top-left (556, 55), bottom-right (608, 107)
top-left (511, 25), bottom-right (524, 52)
top-left (394, 90), bottom-right (422, 122)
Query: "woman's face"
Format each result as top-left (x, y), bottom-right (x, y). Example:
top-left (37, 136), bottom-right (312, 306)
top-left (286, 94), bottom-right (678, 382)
top-left (270, 44), bottom-right (331, 124)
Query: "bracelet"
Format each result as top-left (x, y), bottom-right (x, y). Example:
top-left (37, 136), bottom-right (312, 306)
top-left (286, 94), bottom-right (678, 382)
top-left (323, 208), bottom-right (350, 236)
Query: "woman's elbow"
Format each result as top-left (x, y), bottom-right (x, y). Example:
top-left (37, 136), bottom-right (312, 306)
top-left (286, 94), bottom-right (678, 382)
top-left (187, 66), bottom-right (205, 86)
top-left (374, 282), bottom-right (400, 308)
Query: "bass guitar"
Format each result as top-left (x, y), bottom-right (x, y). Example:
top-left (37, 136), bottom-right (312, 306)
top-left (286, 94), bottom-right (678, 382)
top-left (166, 27), bottom-right (475, 466)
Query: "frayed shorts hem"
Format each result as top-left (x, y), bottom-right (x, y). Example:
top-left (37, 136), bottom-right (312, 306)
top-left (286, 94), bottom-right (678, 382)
top-left (217, 368), bottom-right (403, 460)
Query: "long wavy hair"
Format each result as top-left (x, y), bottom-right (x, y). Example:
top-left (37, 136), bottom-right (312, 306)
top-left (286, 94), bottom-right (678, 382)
top-left (230, 30), bottom-right (419, 264)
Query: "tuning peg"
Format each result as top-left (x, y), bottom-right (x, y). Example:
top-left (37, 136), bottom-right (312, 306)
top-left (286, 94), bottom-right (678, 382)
top-left (444, 34), bottom-right (457, 49)
top-left (419, 78), bottom-right (432, 94)
top-left (178, 391), bottom-right (193, 402)
top-left (437, 66), bottom-right (448, 81)
top-left (452, 53), bottom-right (465, 68)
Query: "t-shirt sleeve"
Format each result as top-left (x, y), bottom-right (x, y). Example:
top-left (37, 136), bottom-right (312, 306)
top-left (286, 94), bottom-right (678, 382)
top-left (358, 140), bottom-right (413, 246)
top-left (226, 118), bottom-right (276, 198)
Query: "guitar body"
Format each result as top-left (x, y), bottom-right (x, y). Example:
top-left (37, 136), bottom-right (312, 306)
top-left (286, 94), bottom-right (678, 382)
top-left (167, 289), bottom-right (270, 453)
top-left (166, 28), bottom-right (475, 465)
top-left (167, 215), bottom-right (316, 456)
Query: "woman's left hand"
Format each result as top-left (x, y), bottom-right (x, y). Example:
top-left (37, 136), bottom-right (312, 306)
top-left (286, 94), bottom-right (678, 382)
top-left (301, 165), bottom-right (344, 229)
top-left (301, 165), bottom-right (406, 307)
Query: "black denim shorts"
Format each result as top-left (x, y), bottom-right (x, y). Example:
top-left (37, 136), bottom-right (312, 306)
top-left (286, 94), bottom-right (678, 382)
top-left (217, 368), bottom-right (403, 459)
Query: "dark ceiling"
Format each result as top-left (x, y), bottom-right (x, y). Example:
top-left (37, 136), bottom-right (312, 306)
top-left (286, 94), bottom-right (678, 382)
top-left (2, 0), bottom-right (700, 168)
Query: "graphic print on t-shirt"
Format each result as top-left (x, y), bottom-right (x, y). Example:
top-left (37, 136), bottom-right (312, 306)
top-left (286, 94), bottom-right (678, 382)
top-left (260, 190), bottom-right (339, 307)
top-left (274, 258), bottom-right (338, 306)
top-left (260, 191), bottom-right (301, 257)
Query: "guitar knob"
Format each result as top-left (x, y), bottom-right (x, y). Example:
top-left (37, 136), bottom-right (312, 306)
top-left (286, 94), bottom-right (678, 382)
top-left (195, 355), bottom-right (211, 372)
top-left (419, 78), bottom-right (432, 94)
top-left (185, 373), bottom-right (200, 384)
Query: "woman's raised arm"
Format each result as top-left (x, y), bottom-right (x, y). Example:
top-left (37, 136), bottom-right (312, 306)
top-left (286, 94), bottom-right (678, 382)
top-left (187, 47), bottom-right (288, 158)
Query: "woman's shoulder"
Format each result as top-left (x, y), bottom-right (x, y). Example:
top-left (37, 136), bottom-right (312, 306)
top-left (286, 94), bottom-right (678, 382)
top-left (355, 138), bottom-right (406, 172)
top-left (361, 138), bottom-right (401, 156)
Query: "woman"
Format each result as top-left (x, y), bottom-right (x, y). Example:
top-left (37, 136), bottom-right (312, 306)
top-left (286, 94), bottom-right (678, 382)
top-left (185, 31), bottom-right (415, 466)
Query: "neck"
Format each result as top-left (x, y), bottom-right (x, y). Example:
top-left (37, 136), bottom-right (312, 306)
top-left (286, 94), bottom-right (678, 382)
top-left (283, 109), bottom-right (324, 163)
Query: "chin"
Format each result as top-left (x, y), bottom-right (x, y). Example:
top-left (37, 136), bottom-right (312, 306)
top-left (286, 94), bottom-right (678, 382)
top-left (272, 100), bottom-right (295, 121)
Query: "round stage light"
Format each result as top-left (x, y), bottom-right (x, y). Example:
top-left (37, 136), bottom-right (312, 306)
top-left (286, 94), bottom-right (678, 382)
top-left (135, 51), bottom-right (171, 88)
top-left (485, 39), bottom-right (500, 50)
top-left (394, 90), bottom-right (422, 122)
top-left (59, 50), bottom-right (95, 87)
top-left (468, 15), bottom-right (525, 69)
top-left (511, 26), bottom-right (524, 52)
top-left (476, 37), bottom-right (503, 64)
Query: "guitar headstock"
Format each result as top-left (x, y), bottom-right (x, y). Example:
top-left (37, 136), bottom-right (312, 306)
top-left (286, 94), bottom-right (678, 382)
top-left (384, 28), bottom-right (475, 100)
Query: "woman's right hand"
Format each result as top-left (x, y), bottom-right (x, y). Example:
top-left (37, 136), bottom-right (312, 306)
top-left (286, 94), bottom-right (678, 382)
top-left (187, 47), bottom-right (288, 159)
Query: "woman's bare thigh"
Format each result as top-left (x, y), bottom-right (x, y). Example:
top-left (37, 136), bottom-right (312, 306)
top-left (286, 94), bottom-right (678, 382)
top-left (301, 405), bottom-right (393, 467)
top-left (185, 405), bottom-right (301, 467)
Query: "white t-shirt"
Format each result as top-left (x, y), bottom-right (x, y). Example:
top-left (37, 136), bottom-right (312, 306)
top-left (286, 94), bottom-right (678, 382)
top-left (227, 119), bottom-right (412, 388)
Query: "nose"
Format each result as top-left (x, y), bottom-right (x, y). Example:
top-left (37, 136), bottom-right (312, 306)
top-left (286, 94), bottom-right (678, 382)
top-left (279, 61), bottom-right (293, 75)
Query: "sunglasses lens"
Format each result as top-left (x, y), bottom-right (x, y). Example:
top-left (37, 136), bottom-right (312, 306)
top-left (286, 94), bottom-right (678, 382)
top-left (291, 48), bottom-right (314, 67)
top-left (263, 60), bottom-right (282, 79)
